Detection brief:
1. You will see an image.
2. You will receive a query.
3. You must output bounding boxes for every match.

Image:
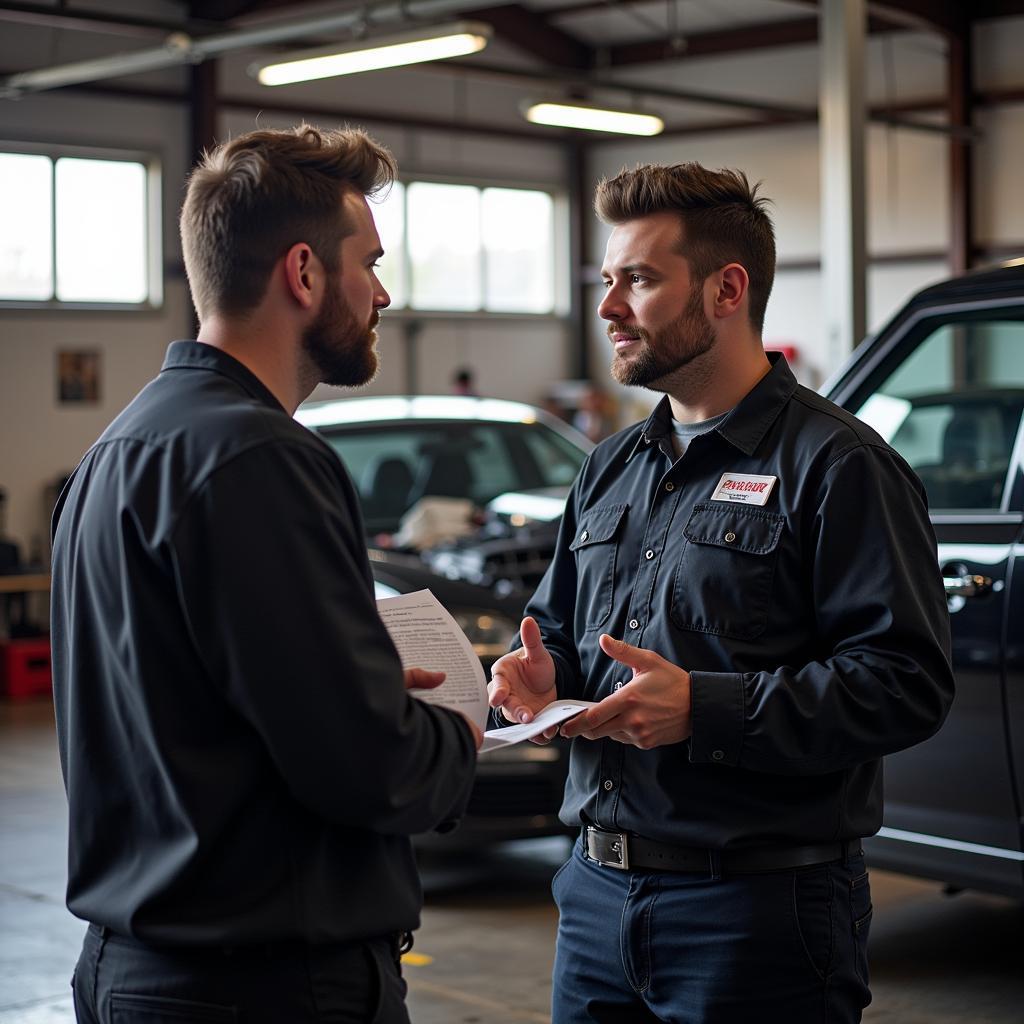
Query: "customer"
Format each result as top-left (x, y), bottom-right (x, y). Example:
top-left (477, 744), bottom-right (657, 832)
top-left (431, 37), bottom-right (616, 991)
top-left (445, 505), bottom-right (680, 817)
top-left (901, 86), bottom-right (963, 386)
top-left (51, 124), bottom-right (479, 1024)
top-left (489, 162), bottom-right (954, 1023)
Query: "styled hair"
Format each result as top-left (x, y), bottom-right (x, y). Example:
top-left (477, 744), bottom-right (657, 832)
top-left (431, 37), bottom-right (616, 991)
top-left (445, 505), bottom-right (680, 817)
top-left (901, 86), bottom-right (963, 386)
top-left (180, 124), bottom-right (396, 320)
top-left (594, 162), bottom-right (776, 332)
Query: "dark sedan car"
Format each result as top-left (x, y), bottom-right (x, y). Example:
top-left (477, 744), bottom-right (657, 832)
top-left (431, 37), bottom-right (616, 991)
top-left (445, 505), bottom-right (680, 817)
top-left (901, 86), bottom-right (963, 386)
top-left (826, 258), bottom-right (1024, 899)
top-left (296, 395), bottom-right (592, 847)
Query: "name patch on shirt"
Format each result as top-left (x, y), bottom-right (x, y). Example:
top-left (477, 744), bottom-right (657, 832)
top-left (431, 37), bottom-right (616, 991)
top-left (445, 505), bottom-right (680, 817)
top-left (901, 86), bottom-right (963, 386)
top-left (710, 472), bottom-right (777, 506)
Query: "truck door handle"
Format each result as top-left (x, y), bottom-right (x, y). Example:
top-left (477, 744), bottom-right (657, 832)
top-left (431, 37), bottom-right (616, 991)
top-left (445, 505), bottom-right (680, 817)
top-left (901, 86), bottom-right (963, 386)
top-left (942, 572), bottom-right (992, 598)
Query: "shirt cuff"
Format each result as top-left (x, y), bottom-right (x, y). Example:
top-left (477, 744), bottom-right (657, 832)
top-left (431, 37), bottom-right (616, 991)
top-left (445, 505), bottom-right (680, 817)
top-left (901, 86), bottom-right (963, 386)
top-left (688, 671), bottom-right (744, 767)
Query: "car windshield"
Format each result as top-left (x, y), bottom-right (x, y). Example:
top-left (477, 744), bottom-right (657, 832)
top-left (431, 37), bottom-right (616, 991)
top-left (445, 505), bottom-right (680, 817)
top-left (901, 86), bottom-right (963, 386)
top-left (319, 419), bottom-right (588, 533)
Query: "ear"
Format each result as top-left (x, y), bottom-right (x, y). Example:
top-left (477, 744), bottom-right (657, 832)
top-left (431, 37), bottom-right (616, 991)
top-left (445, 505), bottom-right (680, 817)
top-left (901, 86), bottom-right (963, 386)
top-left (281, 242), bottom-right (320, 311)
top-left (710, 263), bottom-right (749, 320)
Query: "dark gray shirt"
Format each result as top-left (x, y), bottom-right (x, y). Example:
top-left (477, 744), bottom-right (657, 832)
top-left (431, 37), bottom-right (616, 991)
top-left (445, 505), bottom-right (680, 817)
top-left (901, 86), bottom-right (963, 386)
top-left (50, 341), bottom-right (476, 946)
top-left (517, 354), bottom-right (954, 849)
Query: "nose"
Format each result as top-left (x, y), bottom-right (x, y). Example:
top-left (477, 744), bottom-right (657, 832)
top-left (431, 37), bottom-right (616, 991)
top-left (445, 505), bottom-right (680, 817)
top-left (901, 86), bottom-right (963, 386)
top-left (598, 285), bottom-right (625, 322)
top-left (374, 277), bottom-right (391, 310)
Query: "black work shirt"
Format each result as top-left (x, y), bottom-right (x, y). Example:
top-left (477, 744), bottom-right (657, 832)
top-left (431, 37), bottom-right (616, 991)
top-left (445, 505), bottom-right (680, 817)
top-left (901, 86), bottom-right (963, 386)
top-left (50, 341), bottom-right (476, 946)
top-left (522, 354), bottom-right (954, 849)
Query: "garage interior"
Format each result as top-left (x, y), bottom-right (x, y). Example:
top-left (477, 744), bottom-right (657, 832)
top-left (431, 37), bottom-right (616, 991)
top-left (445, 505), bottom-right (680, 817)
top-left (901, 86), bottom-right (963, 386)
top-left (2, 1), bottom-right (1024, 1022)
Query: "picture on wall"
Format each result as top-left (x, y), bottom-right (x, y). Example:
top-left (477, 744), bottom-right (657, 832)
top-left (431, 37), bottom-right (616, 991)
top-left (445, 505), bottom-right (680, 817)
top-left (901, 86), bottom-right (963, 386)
top-left (57, 350), bottom-right (101, 404)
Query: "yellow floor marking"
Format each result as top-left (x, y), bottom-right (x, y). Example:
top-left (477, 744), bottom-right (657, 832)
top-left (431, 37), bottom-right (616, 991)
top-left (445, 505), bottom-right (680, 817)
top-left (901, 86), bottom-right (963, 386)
top-left (400, 951), bottom-right (434, 966)
top-left (405, 976), bottom-right (551, 1022)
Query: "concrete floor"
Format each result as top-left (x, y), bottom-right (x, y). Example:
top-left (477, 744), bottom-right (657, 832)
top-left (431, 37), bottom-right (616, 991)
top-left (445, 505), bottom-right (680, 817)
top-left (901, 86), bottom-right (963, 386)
top-left (2, 696), bottom-right (1022, 1023)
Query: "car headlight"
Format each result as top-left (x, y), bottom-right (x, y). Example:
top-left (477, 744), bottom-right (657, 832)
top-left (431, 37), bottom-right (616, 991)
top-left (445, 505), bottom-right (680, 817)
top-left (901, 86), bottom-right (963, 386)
top-left (451, 609), bottom-right (519, 660)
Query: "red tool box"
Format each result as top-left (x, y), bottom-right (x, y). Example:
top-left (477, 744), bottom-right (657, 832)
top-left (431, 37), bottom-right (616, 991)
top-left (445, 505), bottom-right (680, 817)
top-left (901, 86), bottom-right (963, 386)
top-left (0, 636), bottom-right (52, 699)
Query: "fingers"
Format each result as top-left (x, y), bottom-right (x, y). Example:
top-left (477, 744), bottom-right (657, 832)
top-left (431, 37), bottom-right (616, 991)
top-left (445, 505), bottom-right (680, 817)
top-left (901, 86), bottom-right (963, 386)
top-left (488, 669), bottom-right (535, 724)
top-left (529, 724), bottom-right (560, 745)
top-left (559, 688), bottom-right (627, 737)
top-left (519, 616), bottom-right (545, 659)
top-left (598, 633), bottom-right (656, 672)
top-left (487, 674), bottom-right (510, 708)
top-left (403, 667), bottom-right (446, 690)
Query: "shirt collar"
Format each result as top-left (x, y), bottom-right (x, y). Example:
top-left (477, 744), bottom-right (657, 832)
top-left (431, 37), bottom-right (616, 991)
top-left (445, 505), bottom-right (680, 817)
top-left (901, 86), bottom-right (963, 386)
top-left (161, 341), bottom-right (286, 413)
top-left (624, 352), bottom-right (798, 462)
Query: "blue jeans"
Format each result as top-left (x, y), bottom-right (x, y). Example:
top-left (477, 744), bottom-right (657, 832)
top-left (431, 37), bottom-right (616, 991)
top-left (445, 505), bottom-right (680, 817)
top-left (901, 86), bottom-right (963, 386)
top-left (551, 838), bottom-right (872, 1024)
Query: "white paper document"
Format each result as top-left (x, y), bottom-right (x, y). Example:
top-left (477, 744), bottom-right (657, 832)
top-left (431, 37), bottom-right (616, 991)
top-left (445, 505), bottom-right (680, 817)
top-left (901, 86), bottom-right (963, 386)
top-left (479, 699), bottom-right (597, 753)
top-left (377, 590), bottom-right (489, 734)
top-left (376, 590), bottom-right (598, 754)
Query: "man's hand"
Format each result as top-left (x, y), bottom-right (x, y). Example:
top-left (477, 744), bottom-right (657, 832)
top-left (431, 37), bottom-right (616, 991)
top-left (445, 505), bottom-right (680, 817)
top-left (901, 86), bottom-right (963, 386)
top-left (488, 617), bottom-right (558, 741)
top-left (559, 634), bottom-right (692, 749)
top-left (403, 668), bottom-right (482, 749)
top-left (403, 667), bottom-right (446, 690)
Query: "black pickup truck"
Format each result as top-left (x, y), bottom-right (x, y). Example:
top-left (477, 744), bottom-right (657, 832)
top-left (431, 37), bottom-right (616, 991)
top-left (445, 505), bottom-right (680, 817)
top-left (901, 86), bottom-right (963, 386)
top-left (826, 258), bottom-right (1024, 899)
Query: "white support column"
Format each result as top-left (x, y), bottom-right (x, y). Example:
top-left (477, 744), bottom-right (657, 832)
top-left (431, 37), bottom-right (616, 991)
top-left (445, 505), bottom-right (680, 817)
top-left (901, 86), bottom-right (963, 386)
top-left (819, 0), bottom-right (867, 369)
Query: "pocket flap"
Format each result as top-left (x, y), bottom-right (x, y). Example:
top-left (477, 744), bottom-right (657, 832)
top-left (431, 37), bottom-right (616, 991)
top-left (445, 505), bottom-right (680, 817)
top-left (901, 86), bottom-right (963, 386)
top-left (683, 502), bottom-right (783, 555)
top-left (569, 502), bottom-right (629, 550)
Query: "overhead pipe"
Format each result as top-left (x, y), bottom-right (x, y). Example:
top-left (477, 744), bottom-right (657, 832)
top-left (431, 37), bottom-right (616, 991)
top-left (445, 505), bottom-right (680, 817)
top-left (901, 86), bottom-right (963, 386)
top-left (0, 0), bottom-right (490, 99)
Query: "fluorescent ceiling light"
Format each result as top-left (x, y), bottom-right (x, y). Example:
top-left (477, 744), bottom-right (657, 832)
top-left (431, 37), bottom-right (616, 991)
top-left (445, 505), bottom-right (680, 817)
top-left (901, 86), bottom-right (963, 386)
top-left (254, 20), bottom-right (491, 85)
top-left (523, 100), bottom-right (664, 137)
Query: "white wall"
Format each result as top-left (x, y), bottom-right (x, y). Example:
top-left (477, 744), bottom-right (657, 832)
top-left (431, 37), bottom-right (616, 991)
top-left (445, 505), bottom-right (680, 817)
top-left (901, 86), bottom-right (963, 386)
top-left (0, 89), bottom-right (193, 555)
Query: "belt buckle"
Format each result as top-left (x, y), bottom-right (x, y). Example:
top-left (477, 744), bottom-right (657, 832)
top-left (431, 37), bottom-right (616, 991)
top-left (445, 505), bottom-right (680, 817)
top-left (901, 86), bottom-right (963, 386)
top-left (586, 827), bottom-right (630, 870)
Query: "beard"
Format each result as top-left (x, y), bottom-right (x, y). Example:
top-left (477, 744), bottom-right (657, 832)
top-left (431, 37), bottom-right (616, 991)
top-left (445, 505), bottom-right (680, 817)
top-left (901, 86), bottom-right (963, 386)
top-left (302, 278), bottom-right (380, 388)
top-left (610, 282), bottom-right (715, 390)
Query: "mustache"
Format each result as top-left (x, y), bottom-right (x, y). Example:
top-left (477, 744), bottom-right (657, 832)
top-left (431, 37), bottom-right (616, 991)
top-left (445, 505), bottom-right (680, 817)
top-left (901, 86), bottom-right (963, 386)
top-left (608, 326), bottom-right (644, 341)
top-left (370, 310), bottom-right (381, 329)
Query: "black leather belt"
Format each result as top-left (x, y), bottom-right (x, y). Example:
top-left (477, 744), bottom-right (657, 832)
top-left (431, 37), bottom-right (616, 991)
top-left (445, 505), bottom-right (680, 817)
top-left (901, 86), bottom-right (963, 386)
top-left (583, 826), bottom-right (862, 874)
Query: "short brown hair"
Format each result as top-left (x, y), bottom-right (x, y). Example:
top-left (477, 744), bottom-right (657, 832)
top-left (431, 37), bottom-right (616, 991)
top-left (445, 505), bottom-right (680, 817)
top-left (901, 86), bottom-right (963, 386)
top-left (595, 163), bottom-right (776, 332)
top-left (180, 124), bottom-right (396, 320)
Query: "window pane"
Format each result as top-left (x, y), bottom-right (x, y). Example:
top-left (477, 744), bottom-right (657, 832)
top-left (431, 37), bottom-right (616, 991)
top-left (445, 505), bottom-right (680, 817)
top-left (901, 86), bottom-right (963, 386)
top-left (0, 153), bottom-right (53, 300)
top-left (407, 183), bottom-right (480, 310)
top-left (55, 158), bottom-right (148, 303)
top-left (482, 188), bottom-right (553, 313)
top-left (370, 181), bottom-right (406, 308)
top-left (855, 319), bottom-right (1024, 510)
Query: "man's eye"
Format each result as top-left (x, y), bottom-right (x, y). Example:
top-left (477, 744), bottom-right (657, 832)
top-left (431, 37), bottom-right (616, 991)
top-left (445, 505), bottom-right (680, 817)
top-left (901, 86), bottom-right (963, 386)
top-left (601, 280), bottom-right (612, 289)
top-left (630, 274), bottom-right (646, 285)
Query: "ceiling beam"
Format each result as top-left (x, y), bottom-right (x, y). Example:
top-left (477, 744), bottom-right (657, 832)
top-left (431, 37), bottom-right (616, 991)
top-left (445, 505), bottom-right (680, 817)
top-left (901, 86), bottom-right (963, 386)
top-left (784, 0), bottom-right (966, 37)
top-left (0, 1), bottom-right (211, 38)
top-left (467, 4), bottom-right (591, 68)
top-left (606, 14), bottom-right (906, 66)
top-left (968, 0), bottom-right (1024, 16)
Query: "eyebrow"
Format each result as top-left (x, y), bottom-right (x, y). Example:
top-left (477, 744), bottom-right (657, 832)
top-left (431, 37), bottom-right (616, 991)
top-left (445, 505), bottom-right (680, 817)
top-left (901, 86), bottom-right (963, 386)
top-left (601, 262), bottom-right (660, 277)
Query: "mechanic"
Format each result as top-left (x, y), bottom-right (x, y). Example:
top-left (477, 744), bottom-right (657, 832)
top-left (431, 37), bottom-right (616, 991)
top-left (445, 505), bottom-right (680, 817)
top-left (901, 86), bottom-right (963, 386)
top-left (51, 125), bottom-right (480, 1024)
top-left (489, 162), bottom-right (954, 1023)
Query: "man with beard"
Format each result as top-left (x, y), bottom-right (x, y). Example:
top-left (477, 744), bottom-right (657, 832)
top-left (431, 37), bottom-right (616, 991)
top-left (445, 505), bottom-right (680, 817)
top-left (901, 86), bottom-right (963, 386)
top-left (50, 125), bottom-right (480, 1024)
top-left (489, 163), bottom-right (953, 1023)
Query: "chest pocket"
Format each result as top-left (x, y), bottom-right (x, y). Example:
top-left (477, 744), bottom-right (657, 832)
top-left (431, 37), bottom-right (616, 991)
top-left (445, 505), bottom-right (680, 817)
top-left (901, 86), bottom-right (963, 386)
top-left (670, 502), bottom-right (784, 640)
top-left (569, 502), bottom-right (629, 632)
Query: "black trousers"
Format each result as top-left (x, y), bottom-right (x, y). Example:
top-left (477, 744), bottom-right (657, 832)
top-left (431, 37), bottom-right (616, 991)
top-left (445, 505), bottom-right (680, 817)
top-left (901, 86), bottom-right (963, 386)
top-left (71, 923), bottom-right (411, 1024)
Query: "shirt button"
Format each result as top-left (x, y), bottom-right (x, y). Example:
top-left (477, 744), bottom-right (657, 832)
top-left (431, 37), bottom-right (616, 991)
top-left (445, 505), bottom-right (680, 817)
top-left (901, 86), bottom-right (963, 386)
top-left (629, 618), bottom-right (640, 629)
top-left (603, 779), bottom-right (615, 791)
top-left (613, 680), bottom-right (624, 690)
top-left (580, 530), bottom-right (589, 542)
top-left (712, 750), bottom-right (725, 761)
top-left (665, 482), bottom-right (675, 492)
top-left (724, 532), bottom-right (736, 543)
top-left (645, 549), bottom-right (654, 560)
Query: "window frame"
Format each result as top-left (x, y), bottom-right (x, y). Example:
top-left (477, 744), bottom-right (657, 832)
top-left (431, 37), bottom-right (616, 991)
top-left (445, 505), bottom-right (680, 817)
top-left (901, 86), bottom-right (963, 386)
top-left (839, 300), bottom-right (1024, 516)
top-left (373, 170), bottom-right (568, 320)
top-left (0, 139), bottom-right (163, 311)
